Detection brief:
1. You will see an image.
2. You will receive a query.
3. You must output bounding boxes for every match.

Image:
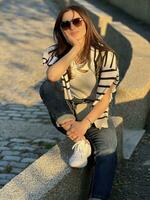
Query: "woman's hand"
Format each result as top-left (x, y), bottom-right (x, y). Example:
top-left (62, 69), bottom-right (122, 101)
top-left (60, 119), bottom-right (75, 131)
top-left (66, 120), bottom-right (89, 142)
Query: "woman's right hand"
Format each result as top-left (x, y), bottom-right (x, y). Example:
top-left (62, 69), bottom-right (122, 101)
top-left (63, 33), bottom-right (85, 55)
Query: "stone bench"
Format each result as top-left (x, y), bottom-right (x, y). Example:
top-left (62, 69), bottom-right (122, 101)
top-left (0, 116), bottom-right (123, 200)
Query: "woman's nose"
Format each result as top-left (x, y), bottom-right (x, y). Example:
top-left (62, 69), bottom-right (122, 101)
top-left (70, 23), bottom-right (76, 30)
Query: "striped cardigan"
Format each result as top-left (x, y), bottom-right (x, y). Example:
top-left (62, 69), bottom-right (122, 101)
top-left (43, 46), bottom-right (119, 129)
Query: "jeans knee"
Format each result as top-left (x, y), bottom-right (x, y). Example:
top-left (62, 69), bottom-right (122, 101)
top-left (95, 148), bottom-right (117, 157)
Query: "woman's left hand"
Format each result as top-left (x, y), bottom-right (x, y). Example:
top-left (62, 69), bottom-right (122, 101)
top-left (67, 121), bottom-right (89, 142)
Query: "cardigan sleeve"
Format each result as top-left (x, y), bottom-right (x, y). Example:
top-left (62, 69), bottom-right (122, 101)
top-left (42, 45), bottom-right (58, 68)
top-left (92, 51), bottom-right (119, 106)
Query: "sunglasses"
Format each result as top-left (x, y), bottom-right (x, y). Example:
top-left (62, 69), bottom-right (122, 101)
top-left (60, 17), bottom-right (83, 30)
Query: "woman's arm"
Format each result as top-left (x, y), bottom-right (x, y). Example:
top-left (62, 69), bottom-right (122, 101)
top-left (66, 84), bottom-right (114, 142)
top-left (47, 33), bottom-right (85, 82)
top-left (82, 84), bottom-right (114, 128)
top-left (47, 45), bottom-right (79, 82)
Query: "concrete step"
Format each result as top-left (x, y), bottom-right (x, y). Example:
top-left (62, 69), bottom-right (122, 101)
top-left (123, 128), bottom-right (145, 159)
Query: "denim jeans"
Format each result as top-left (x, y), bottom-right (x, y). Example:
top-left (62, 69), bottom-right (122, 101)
top-left (39, 79), bottom-right (117, 200)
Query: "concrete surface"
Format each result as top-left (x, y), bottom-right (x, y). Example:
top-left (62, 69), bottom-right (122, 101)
top-left (108, 0), bottom-right (150, 24)
top-left (123, 129), bottom-right (145, 159)
top-left (0, 0), bottom-right (56, 106)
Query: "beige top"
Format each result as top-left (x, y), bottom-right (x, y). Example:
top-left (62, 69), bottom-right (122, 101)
top-left (69, 49), bottom-right (97, 121)
top-left (70, 60), bottom-right (97, 100)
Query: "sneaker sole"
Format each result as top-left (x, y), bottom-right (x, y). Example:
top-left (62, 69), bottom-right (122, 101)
top-left (69, 159), bottom-right (88, 168)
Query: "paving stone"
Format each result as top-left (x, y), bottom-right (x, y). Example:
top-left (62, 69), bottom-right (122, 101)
top-left (28, 119), bottom-right (43, 122)
top-left (10, 161), bottom-right (29, 168)
top-left (32, 138), bottom-right (56, 144)
top-left (12, 146), bottom-right (35, 151)
top-left (0, 141), bottom-right (10, 147)
top-left (0, 147), bottom-right (10, 151)
top-left (11, 167), bottom-right (23, 174)
top-left (17, 111), bottom-right (33, 114)
top-left (8, 106), bottom-right (26, 110)
top-left (0, 174), bottom-right (16, 180)
top-left (3, 111), bottom-right (18, 114)
top-left (0, 179), bottom-right (10, 185)
top-left (1, 150), bottom-right (20, 156)
top-left (3, 155), bottom-right (21, 162)
top-left (10, 138), bottom-right (30, 143)
top-left (0, 161), bottom-right (9, 167)
top-left (0, 113), bottom-right (7, 116)
top-left (11, 117), bottom-right (27, 121)
top-left (0, 166), bottom-right (5, 171)
top-left (0, 116), bottom-right (10, 120)
top-left (7, 113), bottom-right (22, 117)
top-left (21, 158), bottom-right (36, 163)
top-left (21, 153), bottom-right (39, 159)
top-left (32, 111), bottom-right (48, 115)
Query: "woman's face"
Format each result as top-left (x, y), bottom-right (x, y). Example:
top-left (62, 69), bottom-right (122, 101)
top-left (60, 10), bottom-right (86, 44)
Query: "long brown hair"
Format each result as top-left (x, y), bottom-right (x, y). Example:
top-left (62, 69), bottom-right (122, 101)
top-left (51, 5), bottom-right (115, 79)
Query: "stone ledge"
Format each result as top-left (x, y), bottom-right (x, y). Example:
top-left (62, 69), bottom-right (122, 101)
top-left (0, 116), bottom-right (123, 200)
top-left (105, 22), bottom-right (150, 128)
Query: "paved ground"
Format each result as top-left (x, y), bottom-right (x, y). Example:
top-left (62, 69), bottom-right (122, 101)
top-left (0, 0), bottom-right (149, 199)
top-left (0, 0), bottom-right (62, 189)
top-left (111, 130), bottom-right (150, 200)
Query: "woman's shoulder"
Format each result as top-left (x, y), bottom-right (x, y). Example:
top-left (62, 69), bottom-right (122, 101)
top-left (98, 49), bottom-right (117, 69)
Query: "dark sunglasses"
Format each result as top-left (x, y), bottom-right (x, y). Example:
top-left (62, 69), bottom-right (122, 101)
top-left (60, 18), bottom-right (83, 30)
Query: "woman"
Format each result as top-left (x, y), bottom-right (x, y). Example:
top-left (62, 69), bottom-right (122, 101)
top-left (40, 5), bottom-right (119, 200)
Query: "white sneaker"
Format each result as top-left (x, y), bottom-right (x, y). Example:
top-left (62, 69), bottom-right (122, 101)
top-left (69, 139), bottom-right (92, 168)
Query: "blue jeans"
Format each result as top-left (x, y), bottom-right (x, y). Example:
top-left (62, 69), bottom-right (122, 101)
top-left (39, 79), bottom-right (117, 200)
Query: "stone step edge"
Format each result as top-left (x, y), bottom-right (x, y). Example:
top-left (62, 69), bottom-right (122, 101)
top-left (0, 116), bottom-right (123, 200)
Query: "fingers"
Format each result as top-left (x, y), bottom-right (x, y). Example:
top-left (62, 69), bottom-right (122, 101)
top-left (60, 119), bottom-right (75, 131)
top-left (60, 119), bottom-right (75, 127)
top-left (67, 130), bottom-right (84, 142)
